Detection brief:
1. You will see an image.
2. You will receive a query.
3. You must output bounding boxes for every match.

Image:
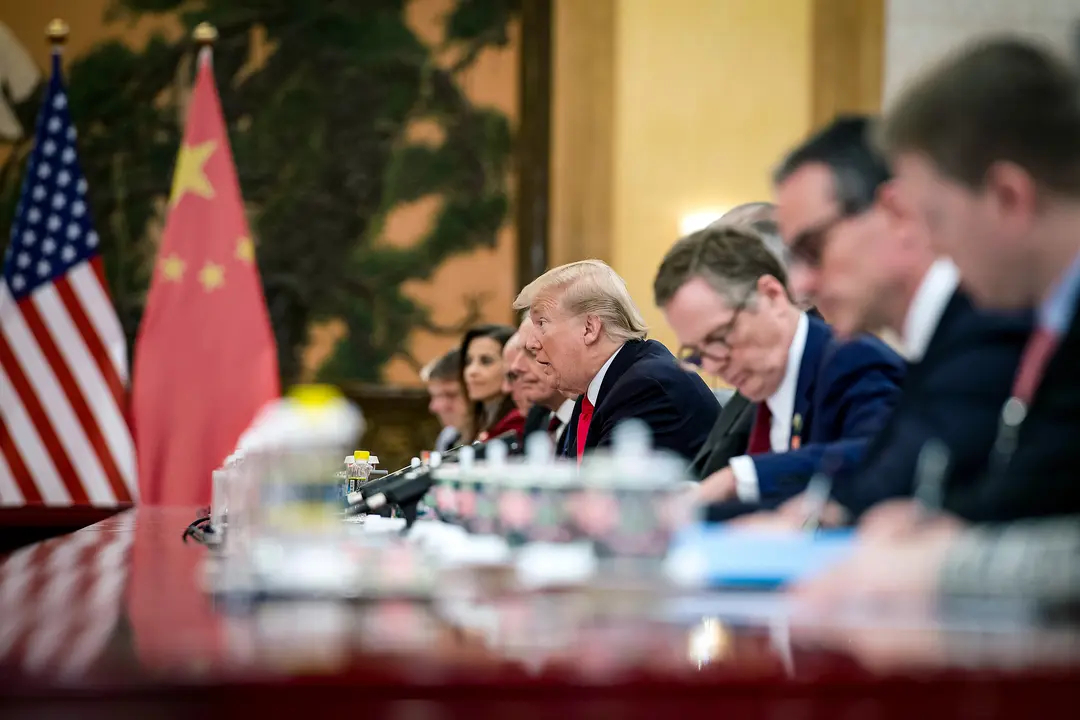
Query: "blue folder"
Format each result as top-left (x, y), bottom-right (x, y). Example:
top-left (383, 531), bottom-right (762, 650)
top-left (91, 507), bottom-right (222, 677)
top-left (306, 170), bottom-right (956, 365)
top-left (665, 525), bottom-right (857, 589)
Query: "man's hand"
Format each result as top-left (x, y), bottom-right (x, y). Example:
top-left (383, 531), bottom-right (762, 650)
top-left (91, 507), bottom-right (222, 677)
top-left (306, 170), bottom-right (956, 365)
top-left (858, 499), bottom-right (966, 542)
top-left (775, 492), bottom-right (850, 528)
top-left (697, 466), bottom-right (739, 504)
top-left (789, 531), bottom-right (958, 612)
top-left (728, 491), bottom-right (850, 532)
top-left (727, 510), bottom-right (795, 531)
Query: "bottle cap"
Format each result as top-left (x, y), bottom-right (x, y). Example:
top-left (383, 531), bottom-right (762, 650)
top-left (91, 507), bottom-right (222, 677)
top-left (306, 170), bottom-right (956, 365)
top-left (288, 383), bottom-right (341, 407)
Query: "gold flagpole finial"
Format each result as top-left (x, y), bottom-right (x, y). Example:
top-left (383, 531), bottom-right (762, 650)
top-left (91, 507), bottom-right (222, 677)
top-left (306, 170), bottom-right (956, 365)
top-left (192, 22), bottom-right (218, 46)
top-left (46, 19), bottom-right (70, 46)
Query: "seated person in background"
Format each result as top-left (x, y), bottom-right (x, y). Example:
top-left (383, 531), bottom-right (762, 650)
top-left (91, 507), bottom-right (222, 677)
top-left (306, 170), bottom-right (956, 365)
top-left (421, 349), bottom-right (469, 452)
top-left (501, 330), bottom-right (533, 416)
top-left (459, 324), bottom-right (526, 443)
top-left (510, 317), bottom-right (577, 449)
top-left (794, 514), bottom-right (1080, 612)
top-left (679, 202), bottom-right (791, 481)
top-left (513, 260), bottom-right (719, 462)
top-left (653, 224), bottom-right (905, 518)
top-left (872, 38), bottom-right (1080, 526)
top-left (750, 114), bottom-right (1029, 525)
top-left (790, 38), bottom-right (1080, 606)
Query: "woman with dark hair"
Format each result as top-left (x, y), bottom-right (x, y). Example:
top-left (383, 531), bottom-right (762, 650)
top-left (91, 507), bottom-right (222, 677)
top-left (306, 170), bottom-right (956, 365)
top-left (459, 324), bottom-right (525, 443)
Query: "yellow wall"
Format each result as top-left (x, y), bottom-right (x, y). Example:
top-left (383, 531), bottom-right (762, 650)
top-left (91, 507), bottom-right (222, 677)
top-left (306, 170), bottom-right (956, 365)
top-left (551, 0), bottom-right (882, 354)
top-left (612, 0), bottom-right (813, 352)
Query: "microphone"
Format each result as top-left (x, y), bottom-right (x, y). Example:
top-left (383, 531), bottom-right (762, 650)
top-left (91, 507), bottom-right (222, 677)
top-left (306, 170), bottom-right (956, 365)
top-left (440, 429), bottom-right (521, 461)
top-left (344, 431), bottom-right (520, 528)
top-left (466, 430), bottom-right (522, 459)
top-left (345, 430), bottom-right (521, 505)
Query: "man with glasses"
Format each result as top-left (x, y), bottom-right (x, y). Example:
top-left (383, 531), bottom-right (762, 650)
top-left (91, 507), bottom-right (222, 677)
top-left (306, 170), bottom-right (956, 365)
top-left (791, 39), bottom-right (1080, 610)
top-left (654, 224), bottom-right (904, 516)
top-left (756, 115), bottom-right (1029, 524)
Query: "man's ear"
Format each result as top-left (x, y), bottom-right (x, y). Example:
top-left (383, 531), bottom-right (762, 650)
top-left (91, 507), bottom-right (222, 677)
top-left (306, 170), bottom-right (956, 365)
top-left (582, 314), bottom-right (603, 346)
top-left (985, 160), bottom-right (1038, 225)
top-left (756, 274), bottom-right (788, 304)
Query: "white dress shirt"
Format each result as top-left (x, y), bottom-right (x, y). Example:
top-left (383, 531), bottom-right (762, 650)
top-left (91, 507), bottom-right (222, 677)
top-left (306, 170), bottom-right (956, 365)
top-left (586, 346), bottom-right (622, 406)
top-left (728, 312), bottom-right (809, 502)
top-left (902, 258), bottom-right (960, 362)
top-left (552, 398), bottom-right (576, 443)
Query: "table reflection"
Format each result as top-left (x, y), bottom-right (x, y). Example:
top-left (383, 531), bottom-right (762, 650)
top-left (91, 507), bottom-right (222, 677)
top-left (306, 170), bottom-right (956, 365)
top-left (1, 507), bottom-right (1079, 696)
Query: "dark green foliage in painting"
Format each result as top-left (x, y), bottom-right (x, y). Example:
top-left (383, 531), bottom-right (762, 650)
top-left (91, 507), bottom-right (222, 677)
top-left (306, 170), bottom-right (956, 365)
top-left (0, 0), bottom-right (521, 385)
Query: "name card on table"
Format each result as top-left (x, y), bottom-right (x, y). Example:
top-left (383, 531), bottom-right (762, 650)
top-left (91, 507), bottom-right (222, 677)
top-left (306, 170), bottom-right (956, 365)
top-left (664, 526), bottom-right (856, 589)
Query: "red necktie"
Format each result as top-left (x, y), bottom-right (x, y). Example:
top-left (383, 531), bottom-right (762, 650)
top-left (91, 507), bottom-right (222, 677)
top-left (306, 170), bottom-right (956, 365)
top-left (746, 403), bottom-right (772, 454)
top-left (548, 414), bottom-right (561, 435)
top-left (576, 397), bottom-right (594, 463)
top-left (1012, 327), bottom-right (1061, 405)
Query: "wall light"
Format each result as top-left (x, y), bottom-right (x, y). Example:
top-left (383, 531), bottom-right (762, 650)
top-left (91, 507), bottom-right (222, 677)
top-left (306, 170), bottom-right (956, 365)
top-left (678, 209), bottom-right (728, 236)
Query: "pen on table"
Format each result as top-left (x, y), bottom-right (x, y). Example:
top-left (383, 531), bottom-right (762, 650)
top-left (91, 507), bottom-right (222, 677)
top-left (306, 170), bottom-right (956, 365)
top-left (800, 452), bottom-right (844, 534)
top-left (799, 471), bottom-right (833, 534)
top-left (913, 437), bottom-right (951, 520)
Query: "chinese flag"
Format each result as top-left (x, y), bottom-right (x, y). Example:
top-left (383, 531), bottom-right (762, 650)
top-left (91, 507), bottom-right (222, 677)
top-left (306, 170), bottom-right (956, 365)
top-left (132, 49), bottom-right (279, 506)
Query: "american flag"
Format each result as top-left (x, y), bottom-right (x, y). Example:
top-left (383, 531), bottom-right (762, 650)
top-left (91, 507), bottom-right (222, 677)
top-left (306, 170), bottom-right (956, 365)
top-left (0, 52), bottom-right (136, 507)
top-left (0, 511), bottom-right (133, 678)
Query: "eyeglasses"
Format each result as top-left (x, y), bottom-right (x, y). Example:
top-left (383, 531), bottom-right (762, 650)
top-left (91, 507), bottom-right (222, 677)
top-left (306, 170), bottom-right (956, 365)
top-left (788, 213), bottom-right (850, 269)
top-left (677, 290), bottom-right (753, 367)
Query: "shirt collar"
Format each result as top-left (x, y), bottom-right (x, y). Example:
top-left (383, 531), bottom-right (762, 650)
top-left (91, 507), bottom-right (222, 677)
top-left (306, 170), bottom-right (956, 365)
top-left (587, 345), bottom-right (622, 406)
top-left (902, 258), bottom-right (960, 362)
top-left (767, 312), bottom-right (808, 420)
top-left (555, 398), bottom-right (576, 424)
top-left (1039, 249), bottom-right (1080, 334)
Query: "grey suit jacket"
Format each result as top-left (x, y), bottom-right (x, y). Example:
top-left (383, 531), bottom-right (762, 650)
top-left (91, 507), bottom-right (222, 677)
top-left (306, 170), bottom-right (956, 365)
top-left (941, 516), bottom-right (1080, 608)
top-left (689, 392), bottom-right (754, 481)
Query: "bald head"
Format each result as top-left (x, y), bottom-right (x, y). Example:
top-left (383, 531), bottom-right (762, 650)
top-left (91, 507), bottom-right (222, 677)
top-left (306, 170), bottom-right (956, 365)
top-left (718, 201), bottom-right (776, 228)
top-left (707, 202), bottom-right (787, 268)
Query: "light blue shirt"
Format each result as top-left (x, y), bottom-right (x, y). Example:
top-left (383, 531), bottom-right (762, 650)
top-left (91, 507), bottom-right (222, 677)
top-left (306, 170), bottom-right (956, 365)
top-left (1038, 249), bottom-right (1080, 334)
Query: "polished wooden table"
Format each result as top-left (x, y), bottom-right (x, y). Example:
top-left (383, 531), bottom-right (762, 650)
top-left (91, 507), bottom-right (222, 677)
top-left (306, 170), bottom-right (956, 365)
top-left (0, 507), bottom-right (1078, 718)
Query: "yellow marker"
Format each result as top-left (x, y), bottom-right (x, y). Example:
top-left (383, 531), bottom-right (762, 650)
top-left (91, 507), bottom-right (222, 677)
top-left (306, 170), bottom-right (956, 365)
top-left (791, 413), bottom-right (803, 449)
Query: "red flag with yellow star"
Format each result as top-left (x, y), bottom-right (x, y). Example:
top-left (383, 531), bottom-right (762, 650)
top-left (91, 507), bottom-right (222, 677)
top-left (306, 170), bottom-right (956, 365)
top-left (132, 47), bottom-right (279, 505)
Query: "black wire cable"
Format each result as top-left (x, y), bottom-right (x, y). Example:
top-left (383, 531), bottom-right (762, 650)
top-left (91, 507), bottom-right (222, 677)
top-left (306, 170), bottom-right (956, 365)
top-left (181, 515), bottom-right (212, 544)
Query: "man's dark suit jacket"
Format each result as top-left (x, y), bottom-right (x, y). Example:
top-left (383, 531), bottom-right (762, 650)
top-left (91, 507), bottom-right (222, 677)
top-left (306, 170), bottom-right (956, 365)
top-left (523, 404), bottom-right (552, 438)
top-left (562, 339), bottom-right (720, 462)
top-left (699, 316), bottom-right (905, 520)
top-left (690, 393), bottom-right (754, 480)
top-left (835, 289), bottom-right (1031, 517)
top-left (945, 290), bottom-right (1080, 522)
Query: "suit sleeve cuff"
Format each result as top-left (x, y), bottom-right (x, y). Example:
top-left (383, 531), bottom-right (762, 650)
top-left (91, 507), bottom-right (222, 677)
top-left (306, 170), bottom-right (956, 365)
top-left (728, 455), bottom-right (760, 503)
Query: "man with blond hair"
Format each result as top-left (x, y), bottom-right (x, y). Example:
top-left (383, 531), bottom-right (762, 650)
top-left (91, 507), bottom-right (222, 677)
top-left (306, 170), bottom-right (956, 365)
top-left (514, 260), bottom-right (719, 461)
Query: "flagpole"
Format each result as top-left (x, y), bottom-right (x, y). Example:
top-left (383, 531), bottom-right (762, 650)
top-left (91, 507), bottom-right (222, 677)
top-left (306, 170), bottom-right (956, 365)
top-left (45, 18), bottom-right (69, 49)
top-left (193, 22), bottom-right (217, 69)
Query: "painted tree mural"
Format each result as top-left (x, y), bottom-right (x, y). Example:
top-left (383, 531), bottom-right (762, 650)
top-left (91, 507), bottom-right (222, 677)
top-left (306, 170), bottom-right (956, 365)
top-left (0, 0), bottom-right (520, 384)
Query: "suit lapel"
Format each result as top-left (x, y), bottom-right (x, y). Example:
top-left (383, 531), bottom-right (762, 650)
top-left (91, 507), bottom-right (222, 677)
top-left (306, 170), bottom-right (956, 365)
top-left (912, 289), bottom-right (963, 373)
top-left (562, 395), bottom-right (585, 458)
top-left (583, 340), bottom-right (648, 449)
top-left (691, 392), bottom-right (754, 477)
top-left (706, 392), bottom-right (752, 441)
top-left (791, 316), bottom-right (831, 446)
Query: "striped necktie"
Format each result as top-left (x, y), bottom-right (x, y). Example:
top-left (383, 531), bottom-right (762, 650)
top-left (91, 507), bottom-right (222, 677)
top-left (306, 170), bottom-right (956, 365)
top-left (1011, 326), bottom-right (1061, 405)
